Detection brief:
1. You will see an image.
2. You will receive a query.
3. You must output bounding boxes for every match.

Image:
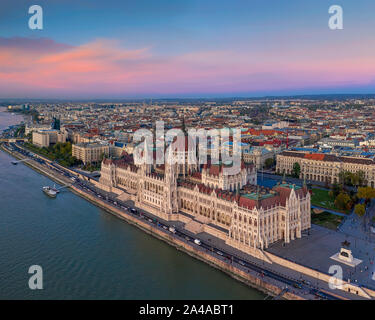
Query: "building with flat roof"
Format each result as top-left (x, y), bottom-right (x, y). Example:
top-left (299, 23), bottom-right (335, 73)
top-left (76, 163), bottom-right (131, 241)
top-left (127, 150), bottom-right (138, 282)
top-left (72, 143), bottom-right (109, 164)
top-left (32, 130), bottom-right (66, 148)
top-left (276, 150), bottom-right (375, 187)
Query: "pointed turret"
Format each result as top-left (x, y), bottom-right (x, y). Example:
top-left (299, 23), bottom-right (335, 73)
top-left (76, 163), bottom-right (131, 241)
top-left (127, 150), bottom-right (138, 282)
top-left (181, 117), bottom-right (187, 135)
top-left (164, 145), bottom-right (178, 214)
top-left (142, 139), bottom-right (152, 174)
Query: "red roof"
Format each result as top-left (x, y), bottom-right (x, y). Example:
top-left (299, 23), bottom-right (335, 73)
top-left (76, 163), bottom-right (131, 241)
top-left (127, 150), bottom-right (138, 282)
top-left (304, 153), bottom-right (325, 161)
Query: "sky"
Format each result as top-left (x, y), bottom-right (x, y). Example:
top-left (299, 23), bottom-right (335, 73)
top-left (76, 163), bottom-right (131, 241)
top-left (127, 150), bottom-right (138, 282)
top-left (1, 0), bottom-right (375, 99)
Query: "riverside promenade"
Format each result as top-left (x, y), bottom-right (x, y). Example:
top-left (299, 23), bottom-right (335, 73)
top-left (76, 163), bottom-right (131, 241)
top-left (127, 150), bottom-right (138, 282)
top-left (2, 142), bottom-right (373, 300)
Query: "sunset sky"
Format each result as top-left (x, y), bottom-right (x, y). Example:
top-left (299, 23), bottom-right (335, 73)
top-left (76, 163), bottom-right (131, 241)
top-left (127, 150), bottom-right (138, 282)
top-left (1, 0), bottom-right (375, 98)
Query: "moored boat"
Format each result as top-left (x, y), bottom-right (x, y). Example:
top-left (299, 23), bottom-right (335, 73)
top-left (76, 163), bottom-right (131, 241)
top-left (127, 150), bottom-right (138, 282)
top-left (42, 186), bottom-right (57, 198)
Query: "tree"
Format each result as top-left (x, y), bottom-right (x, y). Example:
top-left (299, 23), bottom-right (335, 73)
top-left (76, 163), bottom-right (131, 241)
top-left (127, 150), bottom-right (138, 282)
top-left (354, 203), bottom-right (366, 217)
top-left (338, 171), bottom-right (345, 186)
top-left (26, 132), bottom-right (32, 142)
top-left (356, 171), bottom-right (366, 187)
top-left (357, 187), bottom-right (375, 204)
top-left (264, 158), bottom-right (275, 169)
top-left (349, 171), bottom-right (366, 188)
top-left (344, 171), bottom-right (352, 186)
top-left (339, 171), bottom-right (353, 186)
top-left (329, 183), bottom-right (342, 198)
top-left (292, 162), bottom-right (301, 178)
top-left (334, 192), bottom-right (351, 210)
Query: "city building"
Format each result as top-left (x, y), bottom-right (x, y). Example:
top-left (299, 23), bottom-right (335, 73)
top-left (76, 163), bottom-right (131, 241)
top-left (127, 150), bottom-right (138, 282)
top-left (72, 143), bottom-right (109, 164)
top-left (318, 138), bottom-right (358, 148)
top-left (32, 129), bottom-right (67, 148)
top-left (99, 143), bottom-right (311, 254)
top-left (243, 147), bottom-right (274, 169)
top-left (25, 124), bottom-right (52, 135)
top-left (262, 121), bottom-right (289, 130)
top-left (276, 151), bottom-right (375, 187)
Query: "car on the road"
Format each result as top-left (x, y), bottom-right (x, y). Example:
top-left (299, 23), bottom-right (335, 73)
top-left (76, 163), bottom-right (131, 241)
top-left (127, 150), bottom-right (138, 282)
top-left (293, 283), bottom-right (303, 289)
top-left (194, 239), bottom-right (201, 245)
top-left (216, 251), bottom-right (224, 256)
top-left (301, 279), bottom-right (311, 286)
top-left (238, 260), bottom-right (245, 266)
top-left (314, 291), bottom-right (328, 300)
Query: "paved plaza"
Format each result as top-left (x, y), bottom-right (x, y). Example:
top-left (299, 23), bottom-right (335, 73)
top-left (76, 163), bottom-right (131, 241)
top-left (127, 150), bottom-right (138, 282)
top-left (266, 224), bottom-right (375, 290)
top-left (101, 190), bottom-right (373, 299)
top-left (338, 199), bottom-right (375, 243)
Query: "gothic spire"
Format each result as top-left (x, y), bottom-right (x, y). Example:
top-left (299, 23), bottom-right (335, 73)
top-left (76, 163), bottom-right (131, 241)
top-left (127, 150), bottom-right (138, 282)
top-left (181, 117), bottom-right (187, 135)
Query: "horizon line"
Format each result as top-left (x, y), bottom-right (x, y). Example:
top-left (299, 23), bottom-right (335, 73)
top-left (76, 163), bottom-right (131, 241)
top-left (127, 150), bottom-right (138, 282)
top-left (2, 92), bottom-right (375, 103)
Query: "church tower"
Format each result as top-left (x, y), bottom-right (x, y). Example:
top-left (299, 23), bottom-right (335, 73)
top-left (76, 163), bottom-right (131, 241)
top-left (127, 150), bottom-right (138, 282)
top-left (164, 146), bottom-right (178, 214)
top-left (137, 139), bottom-right (151, 205)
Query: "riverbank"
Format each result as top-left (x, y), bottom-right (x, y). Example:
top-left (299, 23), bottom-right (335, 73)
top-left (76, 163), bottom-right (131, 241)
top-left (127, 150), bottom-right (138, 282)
top-left (1, 144), bottom-right (301, 300)
top-left (71, 184), bottom-right (304, 300)
top-left (0, 144), bottom-right (72, 186)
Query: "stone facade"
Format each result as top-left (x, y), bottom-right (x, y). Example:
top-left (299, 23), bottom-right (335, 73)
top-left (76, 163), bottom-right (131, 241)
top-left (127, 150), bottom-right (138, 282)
top-left (32, 130), bottom-right (67, 148)
top-left (72, 143), bottom-right (109, 164)
top-left (100, 146), bottom-right (311, 252)
top-left (243, 147), bottom-right (274, 169)
top-left (276, 151), bottom-right (375, 187)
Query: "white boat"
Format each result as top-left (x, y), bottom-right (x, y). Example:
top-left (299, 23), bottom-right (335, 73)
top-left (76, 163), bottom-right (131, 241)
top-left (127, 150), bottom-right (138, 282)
top-left (42, 186), bottom-right (57, 198)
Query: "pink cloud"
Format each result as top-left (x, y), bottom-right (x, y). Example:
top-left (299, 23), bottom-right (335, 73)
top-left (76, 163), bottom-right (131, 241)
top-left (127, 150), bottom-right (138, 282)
top-left (0, 37), bottom-right (375, 97)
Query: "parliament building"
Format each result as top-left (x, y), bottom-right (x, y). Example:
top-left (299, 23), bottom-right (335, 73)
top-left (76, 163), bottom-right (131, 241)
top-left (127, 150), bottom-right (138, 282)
top-left (99, 139), bottom-right (311, 255)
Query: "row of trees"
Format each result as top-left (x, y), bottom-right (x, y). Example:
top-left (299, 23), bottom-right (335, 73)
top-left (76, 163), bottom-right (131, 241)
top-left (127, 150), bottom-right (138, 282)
top-left (25, 142), bottom-right (82, 167)
top-left (328, 184), bottom-right (375, 214)
top-left (354, 187), bottom-right (375, 218)
top-left (338, 170), bottom-right (366, 188)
